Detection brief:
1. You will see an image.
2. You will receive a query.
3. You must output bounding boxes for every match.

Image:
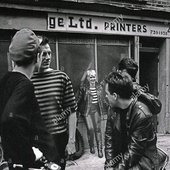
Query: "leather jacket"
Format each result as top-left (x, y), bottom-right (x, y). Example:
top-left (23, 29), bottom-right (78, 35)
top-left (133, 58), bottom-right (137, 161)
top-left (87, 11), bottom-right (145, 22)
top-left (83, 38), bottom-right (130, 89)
top-left (76, 83), bottom-right (104, 116)
top-left (105, 98), bottom-right (162, 170)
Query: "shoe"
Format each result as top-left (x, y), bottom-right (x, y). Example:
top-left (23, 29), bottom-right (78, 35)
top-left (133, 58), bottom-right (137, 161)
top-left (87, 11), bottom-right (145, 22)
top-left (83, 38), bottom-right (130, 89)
top-left (90, 147), bottom-right (95, 154)
top-left (98, 149), bottom-right (103, 158)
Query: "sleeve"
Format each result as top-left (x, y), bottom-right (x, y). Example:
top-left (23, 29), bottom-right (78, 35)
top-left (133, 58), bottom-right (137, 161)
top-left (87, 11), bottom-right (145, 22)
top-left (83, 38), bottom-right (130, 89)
top-left (75, 86), bottom-right (84, 109)
top-left (1, 81), bottom-right (36, 168)
top-left (105, 112), bottom-right (123, 169)
top-left (2, 81), bottom-right (59, 163)
top-left (118, 111), bottom-right (154, 168)
top-left (105, 113), bottom-right (114, 162)
top-left (1, 118), bottom-right (36, 168)
top-left (105, 108), bottom-right (122, 164)
top-left (62, 75), bottom-right (77, 113)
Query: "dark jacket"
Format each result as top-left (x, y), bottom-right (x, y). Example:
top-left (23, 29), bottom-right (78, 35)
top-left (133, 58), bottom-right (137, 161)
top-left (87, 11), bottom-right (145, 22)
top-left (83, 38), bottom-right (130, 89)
top-left (105, 98), bottom-right (163, 170)
top-left (0, 72), bottom-right (58, 169)
top-left (132, 82), bottom-right (162, 115)
top-left (76, 82), bottom-right (104, 116)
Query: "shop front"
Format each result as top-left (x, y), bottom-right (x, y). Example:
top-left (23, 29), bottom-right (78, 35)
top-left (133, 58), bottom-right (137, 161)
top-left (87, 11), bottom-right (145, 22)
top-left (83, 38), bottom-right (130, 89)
top-left (0, 6), bottom-right (170, 147)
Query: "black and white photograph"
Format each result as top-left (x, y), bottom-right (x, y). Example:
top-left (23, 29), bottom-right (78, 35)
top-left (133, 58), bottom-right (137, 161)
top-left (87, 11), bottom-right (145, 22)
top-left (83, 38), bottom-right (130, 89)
top-left (0, 0), bottom-right (170, 170)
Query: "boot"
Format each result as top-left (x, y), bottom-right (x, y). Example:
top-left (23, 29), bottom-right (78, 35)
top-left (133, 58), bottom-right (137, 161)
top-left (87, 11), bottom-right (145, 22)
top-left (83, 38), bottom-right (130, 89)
top-left (97, 144), bottom-right (103, 158)
top-left (90, 146), bottom-right (95, 154)
top-left (96, 132), bottom-right (103, 158)
top-left (88, 129), bottom-right (95, 154)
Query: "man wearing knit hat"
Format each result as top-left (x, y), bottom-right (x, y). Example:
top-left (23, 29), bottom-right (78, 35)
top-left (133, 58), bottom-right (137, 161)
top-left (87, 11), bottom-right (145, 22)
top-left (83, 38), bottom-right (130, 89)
top-left (0, 28), bottom-right (59, 169)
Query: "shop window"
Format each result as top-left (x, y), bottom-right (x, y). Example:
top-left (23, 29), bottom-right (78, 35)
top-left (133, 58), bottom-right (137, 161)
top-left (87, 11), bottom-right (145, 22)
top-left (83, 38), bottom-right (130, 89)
top-left (0, 40), bottom-right (10, 80)
top-left (58, 38), bottom-right (95, 93)
top-left (49, 42), bottom-right (57, 69)
top-left (97, 40), bottom-right (129, 83)
top-left (57, 36), bottom-right (130, 94)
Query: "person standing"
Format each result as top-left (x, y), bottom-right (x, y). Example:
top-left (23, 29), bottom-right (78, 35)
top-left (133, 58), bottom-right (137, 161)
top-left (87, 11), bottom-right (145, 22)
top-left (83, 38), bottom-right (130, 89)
top-left (0, 28), bottom-right (59, 169)
top-left (31, 36), bottom-right (77, 170)
top-left (104, 70), bottom-right (167, 170)
top-left (76, 70), bottom-right (103, 158)
top-left (118, 57), bottom-right (162, 119)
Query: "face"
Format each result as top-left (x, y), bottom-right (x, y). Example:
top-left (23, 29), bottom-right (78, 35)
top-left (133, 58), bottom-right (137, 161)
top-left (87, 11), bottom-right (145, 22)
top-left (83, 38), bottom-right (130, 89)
top-left (87, 74), bottom-right (96, 83)
top-left (39, 43), bottom-right (52, 71)
top-left (105, 83), bottom-right (117, 108)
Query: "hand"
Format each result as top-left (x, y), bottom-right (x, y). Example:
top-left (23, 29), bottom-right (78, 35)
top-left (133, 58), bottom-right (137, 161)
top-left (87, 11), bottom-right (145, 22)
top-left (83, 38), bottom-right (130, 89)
top-left (117, 164), bottom-right (125, 170)
top-left (32, 147), bottom-right (43, 161)
top-left (66, 141), bottom-right (76, 155)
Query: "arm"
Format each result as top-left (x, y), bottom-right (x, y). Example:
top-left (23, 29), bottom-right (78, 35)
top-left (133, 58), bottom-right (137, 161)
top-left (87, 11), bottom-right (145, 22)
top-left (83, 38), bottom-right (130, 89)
top-left (63, 74), bottom-right (78, 154)
top-left (66, 111), bottom-right (77, 154)
top-left (1, 82), bottom-right (37, 168)
top-left (118, 113), bottom-right (154, 168)
top-left (76, 85), bottom-right (84, 107)
top-left (80, 62), bottom-right (92, 83)
top-left (105, 113), bottom-right (114, 164)
top-left (1, 118), bottom-right (36, 168)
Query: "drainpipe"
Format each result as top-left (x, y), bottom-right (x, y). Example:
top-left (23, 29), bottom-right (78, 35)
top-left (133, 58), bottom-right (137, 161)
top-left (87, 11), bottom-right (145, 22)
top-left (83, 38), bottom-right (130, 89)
top-left (134, 36), bottom-right (139, 83)
top-left (165, 39), bottom-right (170, 133)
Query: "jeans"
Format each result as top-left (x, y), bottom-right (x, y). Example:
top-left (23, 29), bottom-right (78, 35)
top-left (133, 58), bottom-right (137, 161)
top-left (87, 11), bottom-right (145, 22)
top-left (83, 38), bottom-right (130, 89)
top-left (53, 131), bottom-right (69, 170)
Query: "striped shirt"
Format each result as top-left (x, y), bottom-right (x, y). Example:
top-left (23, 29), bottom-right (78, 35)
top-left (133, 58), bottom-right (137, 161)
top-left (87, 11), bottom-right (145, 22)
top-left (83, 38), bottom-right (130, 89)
top-left (90, 87), bottom-right (98, 104)
top-left (31, 69), bottom-right (77, 134)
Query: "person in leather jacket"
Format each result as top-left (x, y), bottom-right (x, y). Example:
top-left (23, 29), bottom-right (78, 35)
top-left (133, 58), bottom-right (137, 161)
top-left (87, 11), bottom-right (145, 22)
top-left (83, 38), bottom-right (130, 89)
top-left (76, 70), bottom-right (103, 158)
top-left (104, 70), bottom-right (163, 170)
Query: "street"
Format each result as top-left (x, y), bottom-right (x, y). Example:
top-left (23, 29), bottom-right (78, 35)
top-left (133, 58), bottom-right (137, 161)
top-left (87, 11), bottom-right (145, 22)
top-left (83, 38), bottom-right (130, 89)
top-left (66, 134), bottom-right (170, 170)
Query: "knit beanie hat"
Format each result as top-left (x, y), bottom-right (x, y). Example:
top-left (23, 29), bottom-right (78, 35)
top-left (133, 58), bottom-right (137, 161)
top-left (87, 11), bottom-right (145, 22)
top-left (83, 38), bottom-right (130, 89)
top-left (9, 28), bottom-right (40, 62)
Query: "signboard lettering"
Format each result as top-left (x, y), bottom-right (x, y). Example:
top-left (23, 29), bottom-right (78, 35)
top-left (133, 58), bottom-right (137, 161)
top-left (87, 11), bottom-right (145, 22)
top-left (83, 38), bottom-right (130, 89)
top-left (48, 13), bottom-right (170, 38)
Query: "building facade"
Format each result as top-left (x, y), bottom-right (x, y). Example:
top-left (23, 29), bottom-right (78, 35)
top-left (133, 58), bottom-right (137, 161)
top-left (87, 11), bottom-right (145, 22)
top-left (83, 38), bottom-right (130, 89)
top-left (0, 1), bottom-right (170, 140)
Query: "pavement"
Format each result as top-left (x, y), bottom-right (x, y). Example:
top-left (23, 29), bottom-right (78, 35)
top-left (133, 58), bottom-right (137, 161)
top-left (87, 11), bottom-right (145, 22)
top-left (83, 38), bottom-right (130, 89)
top-left (66, 134), bottom-right (170, 170)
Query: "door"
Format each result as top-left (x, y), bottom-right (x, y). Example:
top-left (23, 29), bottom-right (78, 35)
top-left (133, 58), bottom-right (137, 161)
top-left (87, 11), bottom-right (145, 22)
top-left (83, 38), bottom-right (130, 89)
top-left (139, 51), bottom-right (159, 131)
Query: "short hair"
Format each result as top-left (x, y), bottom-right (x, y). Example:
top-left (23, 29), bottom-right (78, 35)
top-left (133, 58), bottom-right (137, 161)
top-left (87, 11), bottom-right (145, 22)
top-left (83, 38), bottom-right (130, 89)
top-left (118, 57), bottom-right (138, 81)
top-left (39, 36), bottom-right (49, 46)
top-left (105, 70), bottom-right (133, 99)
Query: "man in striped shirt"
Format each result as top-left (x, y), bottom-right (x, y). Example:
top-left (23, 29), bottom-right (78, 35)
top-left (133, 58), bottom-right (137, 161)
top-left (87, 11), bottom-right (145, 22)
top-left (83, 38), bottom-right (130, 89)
top-left (31, 37), bottom-right (77, 170)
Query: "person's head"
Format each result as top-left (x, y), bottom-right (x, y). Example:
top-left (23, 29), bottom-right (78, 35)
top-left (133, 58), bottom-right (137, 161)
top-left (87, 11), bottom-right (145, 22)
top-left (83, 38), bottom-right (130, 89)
top-left (105, 70), bottom-right (133, 108)
top-left (9, 28), bottom-right (40, 67)
top-left (38, 36), bottom-right (52, 71)
top-left (118, 57), bottom-right (138, 82)
top-left (87, 70), bottom-right (97, 83)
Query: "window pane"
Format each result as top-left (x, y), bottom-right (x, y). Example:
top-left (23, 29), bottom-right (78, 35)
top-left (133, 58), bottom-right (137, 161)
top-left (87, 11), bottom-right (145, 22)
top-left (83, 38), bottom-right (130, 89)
top-left (59, 42), bottom-right (95, 93)
top-left (0, 41), bottom-right (10, 80)
top-left (97, 45), bottom-right (129, 83)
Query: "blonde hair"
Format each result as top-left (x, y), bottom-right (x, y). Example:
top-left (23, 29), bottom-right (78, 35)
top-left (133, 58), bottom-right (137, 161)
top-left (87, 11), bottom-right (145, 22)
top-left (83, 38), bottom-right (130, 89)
top-left (87, 70), bottom-right (96, 77)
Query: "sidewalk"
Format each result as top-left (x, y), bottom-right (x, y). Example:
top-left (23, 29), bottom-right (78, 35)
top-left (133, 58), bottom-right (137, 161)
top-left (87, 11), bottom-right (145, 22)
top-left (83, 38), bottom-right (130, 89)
top-left (66, 134), bottom-right (170, 170)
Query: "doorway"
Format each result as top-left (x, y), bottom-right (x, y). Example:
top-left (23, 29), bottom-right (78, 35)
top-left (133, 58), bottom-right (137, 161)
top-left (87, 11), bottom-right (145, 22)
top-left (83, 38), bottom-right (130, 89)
top-left (139, 52), bottom-right (159, 96)
top-left (139, 50), bottom-right (159, 131)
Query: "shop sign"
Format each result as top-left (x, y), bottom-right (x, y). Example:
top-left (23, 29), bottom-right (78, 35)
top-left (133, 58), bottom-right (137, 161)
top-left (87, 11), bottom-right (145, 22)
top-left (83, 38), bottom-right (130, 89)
top-left (48, 13), bottom-right (170, 38)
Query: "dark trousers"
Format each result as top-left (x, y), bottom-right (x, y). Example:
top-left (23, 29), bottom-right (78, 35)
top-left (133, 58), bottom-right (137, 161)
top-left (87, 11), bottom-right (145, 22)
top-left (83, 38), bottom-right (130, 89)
top-left (84, 104), bottom-right (102, 150)
top-left (53, 132), bottom-right (68, 170)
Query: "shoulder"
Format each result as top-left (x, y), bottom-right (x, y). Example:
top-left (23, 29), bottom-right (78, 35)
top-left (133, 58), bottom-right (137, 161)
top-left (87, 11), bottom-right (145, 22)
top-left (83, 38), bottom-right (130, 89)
top-left (18, 78), bottom-right (34, 96)
top-left (53, 70), bottom-right (70, 80)
top-left (133, 100), bottom-right (152, 119)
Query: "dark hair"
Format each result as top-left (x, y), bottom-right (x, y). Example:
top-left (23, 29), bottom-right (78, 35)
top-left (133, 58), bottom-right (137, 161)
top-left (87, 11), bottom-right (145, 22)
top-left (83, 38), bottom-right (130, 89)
top-left (40, 36), bottom-right (49, 46)
top-left (118, 57), bottom-right (138, 81)
top-left (105, 70), bottom-right (133, 99)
